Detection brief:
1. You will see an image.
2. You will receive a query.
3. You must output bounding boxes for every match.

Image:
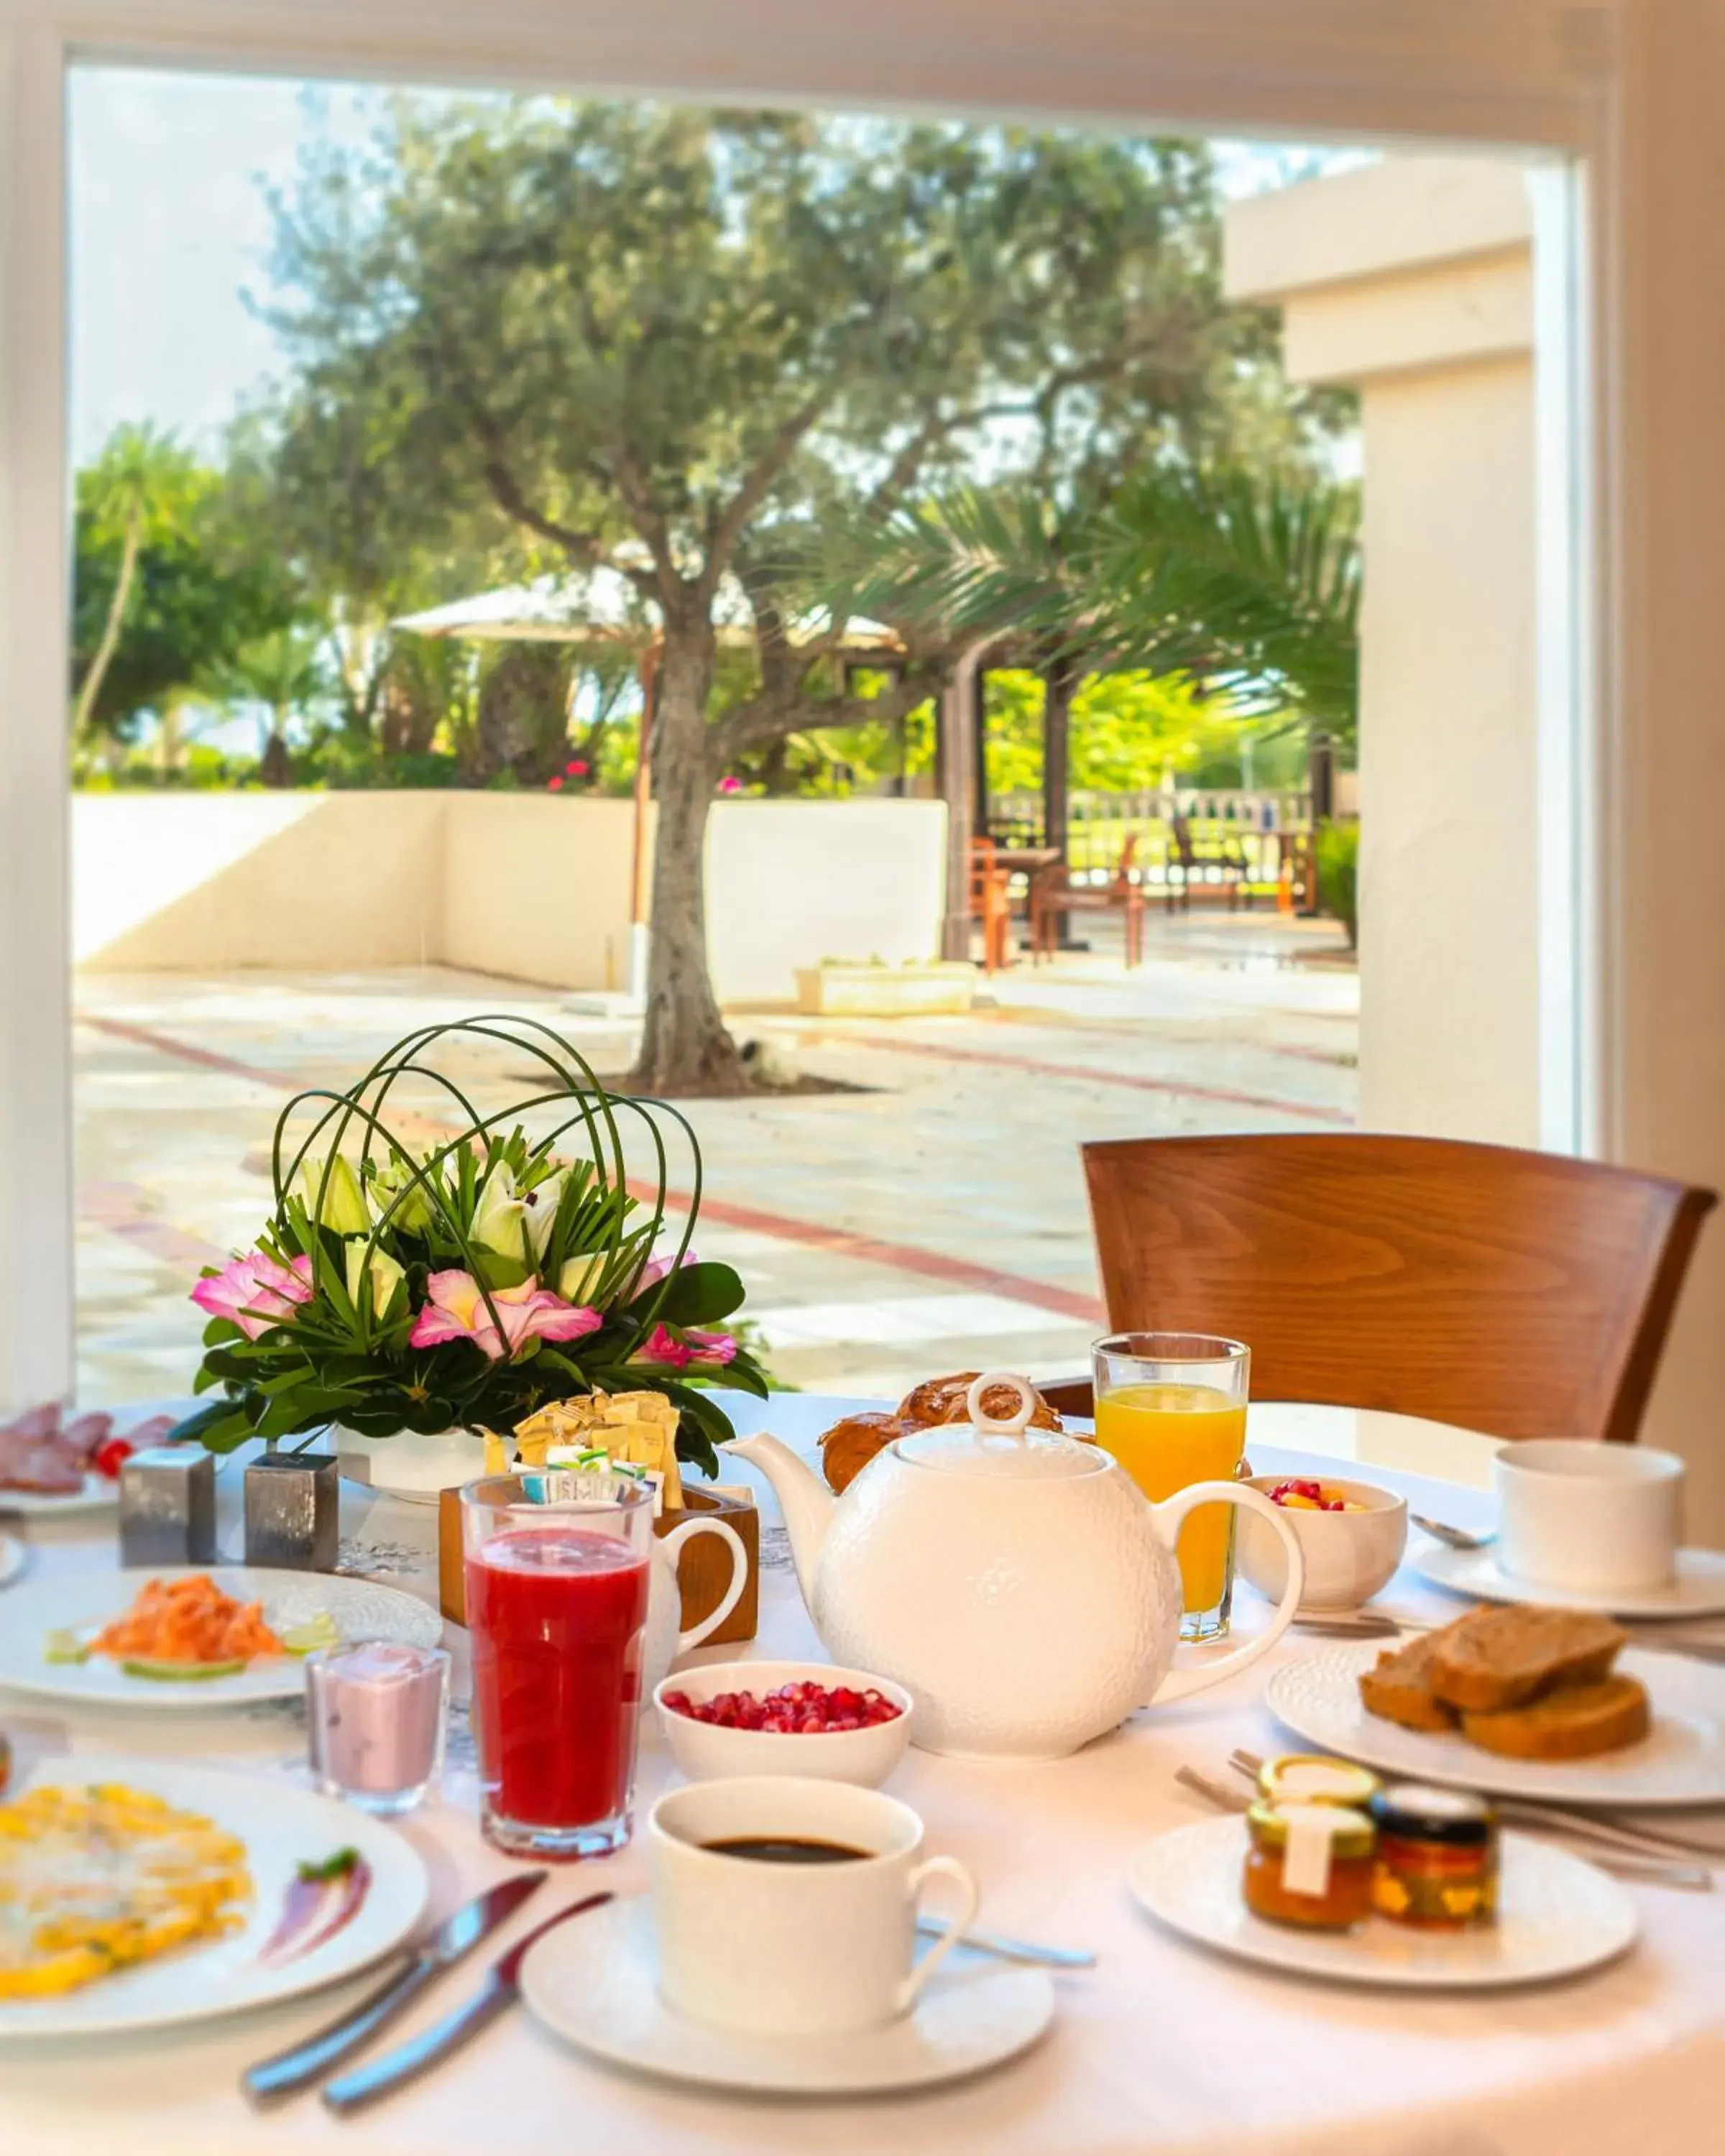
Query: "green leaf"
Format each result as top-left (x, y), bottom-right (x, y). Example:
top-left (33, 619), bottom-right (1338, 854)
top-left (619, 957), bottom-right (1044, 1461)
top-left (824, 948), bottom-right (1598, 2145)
top-left (640, 1261), bottom-right (745, 1326)
top-left (168, 1400), bottom-right (253, 1452)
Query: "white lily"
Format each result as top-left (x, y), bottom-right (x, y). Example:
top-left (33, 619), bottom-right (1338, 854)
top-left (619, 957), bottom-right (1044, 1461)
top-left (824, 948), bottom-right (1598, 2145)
top-left (367, 1153), bottom-right (438, 1236)
top-left (344, 1238), bottom-right (406, 1316)
top-left (523, 1167), bottom-right (569, 1263)
top-left (557, 1251), bottom-right (607, 1304)
top-left (470, 1164), bottom-right (529, 1266)
top-left (292, 1152), bottom-right (369, 1238)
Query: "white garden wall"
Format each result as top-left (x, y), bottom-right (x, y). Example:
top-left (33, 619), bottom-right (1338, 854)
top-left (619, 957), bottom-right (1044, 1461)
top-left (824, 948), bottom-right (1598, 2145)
top-left (71, 791), bottom-right (948, 1005)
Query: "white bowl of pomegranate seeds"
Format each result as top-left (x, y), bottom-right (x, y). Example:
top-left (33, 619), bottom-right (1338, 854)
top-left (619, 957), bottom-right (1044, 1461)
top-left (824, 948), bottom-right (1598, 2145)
top-left (653, 1660), bottom-right (914, 1787)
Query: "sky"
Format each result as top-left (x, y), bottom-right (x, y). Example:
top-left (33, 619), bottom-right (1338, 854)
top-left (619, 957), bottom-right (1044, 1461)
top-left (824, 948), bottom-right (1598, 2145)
top-left (67, 63), bottom-right (1371, 468)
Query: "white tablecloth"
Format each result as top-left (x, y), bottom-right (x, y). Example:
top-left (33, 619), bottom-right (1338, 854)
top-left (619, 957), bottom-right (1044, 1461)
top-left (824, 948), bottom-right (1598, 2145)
top-left (3, 1396), bottom-right (1724, 2156)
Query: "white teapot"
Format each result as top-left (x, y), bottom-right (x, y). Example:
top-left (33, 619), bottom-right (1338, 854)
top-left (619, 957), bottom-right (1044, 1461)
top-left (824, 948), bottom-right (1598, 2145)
top-left (725, 1373), bottom-right (1305, 1759)
top-left (640, 1512), bottom-right (748, 1706)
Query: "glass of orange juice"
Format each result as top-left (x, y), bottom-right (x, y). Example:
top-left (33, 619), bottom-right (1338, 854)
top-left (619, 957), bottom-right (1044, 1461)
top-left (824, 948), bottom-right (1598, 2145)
top-left (1092, 1332), bottom-right (1250, 1641)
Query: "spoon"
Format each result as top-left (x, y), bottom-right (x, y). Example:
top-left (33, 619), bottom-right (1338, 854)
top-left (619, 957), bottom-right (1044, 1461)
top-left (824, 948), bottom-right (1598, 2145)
top-left (919, 1917), bottom-right (1095, 1968)
top-left (1411, 1514), bottom-right (1494, 1552)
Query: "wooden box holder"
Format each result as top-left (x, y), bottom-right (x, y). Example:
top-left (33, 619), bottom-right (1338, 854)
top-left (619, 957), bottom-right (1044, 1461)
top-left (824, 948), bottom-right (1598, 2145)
top-left (438, 1482), bottom-right (759, 1641)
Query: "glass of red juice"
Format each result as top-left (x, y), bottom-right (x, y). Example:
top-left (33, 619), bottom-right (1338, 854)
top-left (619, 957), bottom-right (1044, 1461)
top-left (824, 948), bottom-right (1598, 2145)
top-left (461, 1470), bottom-right (654, 1859)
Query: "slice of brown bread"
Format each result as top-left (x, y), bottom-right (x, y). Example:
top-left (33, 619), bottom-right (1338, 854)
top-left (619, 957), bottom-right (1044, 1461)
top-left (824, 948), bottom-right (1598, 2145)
top-left (1460, 1673), bottom-right (1651, 1761)
top-left (1358, 1626), bottom-right (1466, 1733)
top-left (1429, 1606), bottom-right (1627, 1713)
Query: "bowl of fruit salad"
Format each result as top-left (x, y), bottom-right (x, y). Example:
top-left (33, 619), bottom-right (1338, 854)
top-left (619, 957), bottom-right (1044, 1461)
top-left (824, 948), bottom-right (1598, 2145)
top-left (653, 1660), bottom-right (914, 1787)
top-left (1236, 1473), bottom-right (1407, 1611)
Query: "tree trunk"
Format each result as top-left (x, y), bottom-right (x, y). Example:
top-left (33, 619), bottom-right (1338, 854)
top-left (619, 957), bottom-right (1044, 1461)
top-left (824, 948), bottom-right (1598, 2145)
top-left (630, 619), bottom-right (745, 1095)
top-left (261, 701), bottom-right (292, 787)
top-left (73, 505), bottom-right (142, 740)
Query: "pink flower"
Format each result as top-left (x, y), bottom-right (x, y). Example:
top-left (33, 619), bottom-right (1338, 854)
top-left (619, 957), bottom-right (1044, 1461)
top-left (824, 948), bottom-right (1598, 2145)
top-left (192, 1249), bottom-right (314, 1342)
top-left (547, 775), bottom-right (564, 792)
top-left (632, 1247), bottom-right (698, 1296)
top-left (408, 1270), bottom-right (602, 1363)
top-left (636, 1322), bottom-right (737, 1370)
top-left (717, 775), bottom-right (743, 794)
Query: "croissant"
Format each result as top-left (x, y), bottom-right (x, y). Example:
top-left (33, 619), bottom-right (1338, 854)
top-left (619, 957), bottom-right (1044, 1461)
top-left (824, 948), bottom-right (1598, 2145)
top-left (818, 1411), bottom-right (911, 1494)
top-left (897, 1372), bottom-right (1063, 1432)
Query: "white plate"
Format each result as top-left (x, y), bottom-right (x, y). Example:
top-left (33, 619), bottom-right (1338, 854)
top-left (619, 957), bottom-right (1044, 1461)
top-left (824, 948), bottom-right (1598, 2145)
top-left (1269, 1638), bottom-right (1725, 1807)
top-left (0, 1753), bottom-right (427, 2037)
top-left (0, 1404), bottom-right (196, 1517)
top-left (0, 1473), bottom-right (119, 1519)
top-left (0, 1565), bottom-right (443, 1708)
top-left (522, 1895), bottom-right (1055, 2096)
top-left (1413, 1538), bottom-right (1725, 1619)
top-left (1129, 1816), bottom-right (1636, 1991)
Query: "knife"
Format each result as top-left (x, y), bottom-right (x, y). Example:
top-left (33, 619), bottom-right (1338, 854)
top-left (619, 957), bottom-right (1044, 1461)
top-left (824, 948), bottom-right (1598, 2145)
top-left (242, 1870), bottom-right (547, 2106)
top-left (321, 1890), bottom-right (614, 2116)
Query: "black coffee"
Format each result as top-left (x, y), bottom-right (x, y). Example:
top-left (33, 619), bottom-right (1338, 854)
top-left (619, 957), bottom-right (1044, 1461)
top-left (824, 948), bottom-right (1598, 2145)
top-left (702, 1835), bottom-right (870, 1865)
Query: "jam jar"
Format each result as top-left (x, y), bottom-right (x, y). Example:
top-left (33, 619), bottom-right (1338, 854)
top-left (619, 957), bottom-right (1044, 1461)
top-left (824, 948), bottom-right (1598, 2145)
top-left (1257, 1753), bottom-right (1381, 1810)
top-left (1242, 1800), bottom-right (1377, 1930)
top-left (1368, 1782), bottom-right (1499, 1928)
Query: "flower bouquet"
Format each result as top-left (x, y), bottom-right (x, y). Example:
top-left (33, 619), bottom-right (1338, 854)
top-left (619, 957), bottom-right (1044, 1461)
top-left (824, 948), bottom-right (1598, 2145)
top-left (167, 1015), bottom-right (770, 1475)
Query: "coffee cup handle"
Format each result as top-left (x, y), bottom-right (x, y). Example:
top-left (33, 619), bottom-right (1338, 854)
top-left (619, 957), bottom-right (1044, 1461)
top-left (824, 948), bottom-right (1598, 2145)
top-left (897, 1856), bottom-right (979, 2014)
top-left (1145, 1481), bottom-right (1306, 1706)
top-left (658, 1516), bottom-right (748, 1654)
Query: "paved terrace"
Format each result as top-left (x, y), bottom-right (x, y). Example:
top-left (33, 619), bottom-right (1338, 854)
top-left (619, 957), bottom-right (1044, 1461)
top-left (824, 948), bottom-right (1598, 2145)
top-left (73, 911), bottom-right (1356, 1409)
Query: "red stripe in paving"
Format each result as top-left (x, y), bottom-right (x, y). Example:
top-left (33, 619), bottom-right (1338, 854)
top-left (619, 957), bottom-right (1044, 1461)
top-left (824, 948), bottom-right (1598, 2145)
top-left (75, 1012), bottom-right (1105, 1326)
top-left (793, 1028), bottom-right (1355, 1125)
top-left (624, 1180), bottom-right (1103, 1325)
top-left (80, 1180), bottom-right (229, 1271)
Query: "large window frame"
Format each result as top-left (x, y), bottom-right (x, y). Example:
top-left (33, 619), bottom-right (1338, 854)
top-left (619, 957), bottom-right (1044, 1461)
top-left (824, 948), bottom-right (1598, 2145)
top-left (0, 0), bottom-right (1646, 1412)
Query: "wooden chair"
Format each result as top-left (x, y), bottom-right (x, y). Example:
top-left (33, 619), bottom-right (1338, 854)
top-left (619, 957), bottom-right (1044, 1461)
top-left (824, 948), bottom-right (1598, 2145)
top-left (1041, 1133), bottom-right (1716, 1442)
top-left (1030, 833), bottom-right (1144, 967)
top-left (968, 836), bottom-right (1013, 973)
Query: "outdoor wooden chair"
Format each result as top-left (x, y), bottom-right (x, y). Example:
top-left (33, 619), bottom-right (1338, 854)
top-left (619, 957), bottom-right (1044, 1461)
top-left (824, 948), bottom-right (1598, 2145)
top-left (968, 836), bottom-right (1014, 973)
top-left (1029, 832), bottom-right (1145, 967)
top-left (1040, 1133), bottom-right (1716, 1443)
top-left (1163, 814), bottom-right (1249, 913)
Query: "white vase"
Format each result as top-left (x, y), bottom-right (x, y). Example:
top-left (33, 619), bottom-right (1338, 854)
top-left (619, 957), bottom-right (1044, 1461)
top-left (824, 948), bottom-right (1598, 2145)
top-left (333, 1424), bottom-right (489, 1506)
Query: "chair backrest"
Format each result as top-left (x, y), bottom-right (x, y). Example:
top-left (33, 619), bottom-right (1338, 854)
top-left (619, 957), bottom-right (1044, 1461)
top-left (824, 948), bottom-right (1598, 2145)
top-left (1081, 1133), bottom-right (1717, 1442)
top-left (1113, 831), bottom-right (1140, 884)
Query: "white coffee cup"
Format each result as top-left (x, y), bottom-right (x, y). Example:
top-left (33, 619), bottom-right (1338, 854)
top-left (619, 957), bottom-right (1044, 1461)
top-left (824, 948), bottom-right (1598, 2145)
top-left (649, 1775), bottom-right (978, 2037)
top-left (1495, 1439), bottom-right (1685, 1595)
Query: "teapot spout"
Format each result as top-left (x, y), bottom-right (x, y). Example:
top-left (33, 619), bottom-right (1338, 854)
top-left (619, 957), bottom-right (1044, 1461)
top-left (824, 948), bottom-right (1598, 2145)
top-left (722, 1431), bottom-right (834, 1610)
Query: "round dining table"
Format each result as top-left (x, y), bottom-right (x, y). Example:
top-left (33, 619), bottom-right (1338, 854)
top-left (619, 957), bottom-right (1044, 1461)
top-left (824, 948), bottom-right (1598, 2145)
top-left (3, 1392), bottom-right (1724, 2156)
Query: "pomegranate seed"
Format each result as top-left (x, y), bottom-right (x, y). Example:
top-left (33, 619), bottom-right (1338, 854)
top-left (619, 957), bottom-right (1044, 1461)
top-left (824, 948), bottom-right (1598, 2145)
top-left (666, 1679), bottom-right (904, 1732)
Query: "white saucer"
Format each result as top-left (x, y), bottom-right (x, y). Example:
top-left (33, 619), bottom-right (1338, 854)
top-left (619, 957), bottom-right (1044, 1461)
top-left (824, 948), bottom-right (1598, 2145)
top-left (1413, 1538), bottom-right (1725, 1619)
top-left (521, 1896), bottom-right (1055, 2096)
top-left (1129, 1817), bottom-right (1637, 1991)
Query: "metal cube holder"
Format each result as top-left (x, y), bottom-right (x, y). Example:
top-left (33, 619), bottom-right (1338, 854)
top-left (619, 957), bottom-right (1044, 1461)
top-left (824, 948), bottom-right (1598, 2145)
top-left (244, 1450), bottom-right (340, 1571)
top-left (119, 1445), bottom-right (216, 1567)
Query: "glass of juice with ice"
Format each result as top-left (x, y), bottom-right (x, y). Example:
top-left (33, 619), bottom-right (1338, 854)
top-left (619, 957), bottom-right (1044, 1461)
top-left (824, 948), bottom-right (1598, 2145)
top-left (1092, 1332), bottom-right (1250, 1642)
top-left (461, 1469), bottom-right (655, 1859)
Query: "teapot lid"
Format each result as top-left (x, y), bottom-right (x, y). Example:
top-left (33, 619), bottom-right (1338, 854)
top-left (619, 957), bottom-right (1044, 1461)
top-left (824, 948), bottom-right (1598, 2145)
top-left (892, 1373), bottom-right (1105, 1481)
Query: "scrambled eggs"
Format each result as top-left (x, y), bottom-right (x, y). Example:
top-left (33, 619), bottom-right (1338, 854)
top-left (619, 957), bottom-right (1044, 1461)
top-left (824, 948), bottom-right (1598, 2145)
top-left (0, 1782), bottom-right (251, 1999)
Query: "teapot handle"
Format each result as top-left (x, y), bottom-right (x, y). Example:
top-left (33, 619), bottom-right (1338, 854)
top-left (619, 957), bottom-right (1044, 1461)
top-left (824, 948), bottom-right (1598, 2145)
top-left (965, 1371), bottom-right (1037, 1436)
top-left (658, 1516), bottom-right (748, 1654)
top-left (1144, 1483), bottom-right (1305, 1706)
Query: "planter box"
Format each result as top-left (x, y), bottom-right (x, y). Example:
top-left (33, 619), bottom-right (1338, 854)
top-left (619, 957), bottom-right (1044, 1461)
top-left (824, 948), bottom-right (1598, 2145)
top-left (794, 960), bottom-right (977, 1017)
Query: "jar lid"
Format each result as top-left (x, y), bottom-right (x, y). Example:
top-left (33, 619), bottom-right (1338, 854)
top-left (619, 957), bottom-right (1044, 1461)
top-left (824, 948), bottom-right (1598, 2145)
top-left (1258, 1754), bottom-right (1381, 1809)
top-left (1369, 1782), bottom-right (1497, 1845)
top-left (1247, 1799), bottom-right (1376, 1861)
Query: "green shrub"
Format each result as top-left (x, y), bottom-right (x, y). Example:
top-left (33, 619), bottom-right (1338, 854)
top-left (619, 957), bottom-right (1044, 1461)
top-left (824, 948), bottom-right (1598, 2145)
top-left (1315, 818), bottom-right (1358, 946)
